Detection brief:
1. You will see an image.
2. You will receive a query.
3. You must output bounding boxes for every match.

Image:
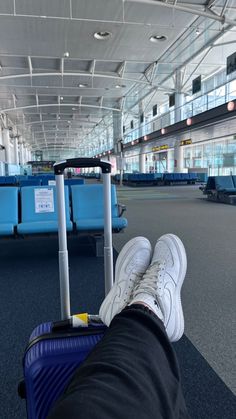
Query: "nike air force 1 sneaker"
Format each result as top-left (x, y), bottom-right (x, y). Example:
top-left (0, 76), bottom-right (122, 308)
top-left (130, 234), bottom-right (187, 342)
top-left (99, 237), bottom-right (152, 326)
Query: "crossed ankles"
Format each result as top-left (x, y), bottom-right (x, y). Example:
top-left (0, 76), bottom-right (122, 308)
top-left (99, 234), bottom-right (187, 343)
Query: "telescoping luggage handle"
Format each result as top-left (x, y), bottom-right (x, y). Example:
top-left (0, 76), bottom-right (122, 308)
top-left (54, 158), bottom-right (113, 321)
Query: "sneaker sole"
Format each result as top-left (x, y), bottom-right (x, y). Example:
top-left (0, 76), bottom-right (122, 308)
top-left (100, 237), bottom-right (152, 325)
top-left (162, 234), bottom-right (187, 342)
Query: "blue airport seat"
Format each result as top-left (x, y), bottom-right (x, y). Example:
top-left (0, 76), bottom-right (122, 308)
top-left (64, 179), bottom-right (85, 186)
top-left (205, 176), bottom-right (216, 191)
top-left (71, 184), bottom-right (127, 232)
top-left (214, 176), bottom-right (236, 194)
top-left (0, 176), bottom-right (6, 185)
top-left (163, 173), bottom-right (173, 184)
top-left (5, 176), bottom-right (17, 185)
top-left (17, 186), bottom-right (73, 234)
top-left (232, 176), bottom-right (236, 188)
top-left (123, 173), bottom-right (129, 182)
top-left (154, 173), bottom-right (163, 180)
top-left (19, 179), bottom-right (42, 187)
top-left (16, 175), bottom-right (28, 182)
top-left (0, 187), bottom-right (18, 236)
top-left (40, 175), bottom-right (56, 185)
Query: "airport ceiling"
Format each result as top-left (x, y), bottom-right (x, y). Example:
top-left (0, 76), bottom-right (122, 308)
top-left (0, 0), bottom-right (235, 152)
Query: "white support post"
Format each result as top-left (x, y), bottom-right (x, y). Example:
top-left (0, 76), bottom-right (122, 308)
top-left (174, 140), bottom-right (184, 173)
top-left (14, 137), bottom-right (19, 165)
top-left (174, 70), bottom-right (185, 123)
top-left (139, 151), bottom-right (146, 173)
top-left (19, 141), bottom-right (24, 165)
top-left (3, 129), bottom-right (11, 164)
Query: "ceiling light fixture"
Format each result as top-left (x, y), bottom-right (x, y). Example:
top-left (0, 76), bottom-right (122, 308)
top-left (78, 83), bottom-right (87, 88)
top-left (115, 84), bottom-right (126, 89)
top-left (60, 96), bottom-right (64, 100)
top-left (195, 27), bottom-right (200, 35)
top-left (149, 35), bottom-right (167, 43)
top-left (72, 107), bottom-right (77, 111)
top-left (94, 31), bottom-right (112, 41)
top-left (64, 51), bottom-right (70, 58)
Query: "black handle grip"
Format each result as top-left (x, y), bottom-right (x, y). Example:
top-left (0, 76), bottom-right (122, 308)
top-left (54, 158), bottom-right (111, 175)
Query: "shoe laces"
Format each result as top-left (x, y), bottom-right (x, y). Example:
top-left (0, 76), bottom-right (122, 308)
top-left (132, 261), bottom-right (165, 300)
top-left (123, 271), bottom-right (144, 299)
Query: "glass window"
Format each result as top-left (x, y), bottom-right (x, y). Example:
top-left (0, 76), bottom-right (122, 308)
top-left (227, 80), bottom-right (236, 101)
top-left (182, 102), bottom-right (193, 119)
top-left (193, 95), bottom-right (207, 115)
top-left (215, 86), bottom-right (226, 106)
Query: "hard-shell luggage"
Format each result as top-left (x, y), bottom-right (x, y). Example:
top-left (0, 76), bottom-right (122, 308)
top-left (19, 158), bottom-right (113, 419)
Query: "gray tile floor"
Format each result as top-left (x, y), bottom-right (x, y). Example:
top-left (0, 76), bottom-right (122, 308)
top-left (113, 184), bottom-right (236, 394)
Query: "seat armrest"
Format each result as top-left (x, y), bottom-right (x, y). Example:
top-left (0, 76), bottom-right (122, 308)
top-left (118, 203), bottom-right (126, 217)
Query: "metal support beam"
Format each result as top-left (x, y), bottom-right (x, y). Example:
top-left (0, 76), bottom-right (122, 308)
top-left (0, 103), bottom-right (121, 113)
top-left (128, 0), bottom-right (236, 26)
top-left (117, 61), bottom-right (126, 78)
top-left (98, 96), bottom-right (104, 107)
top-left (89, 60), bottom-right (96, 74)
top-left (182, 46), bottom-right (212, 88)
top-left (221, 0), bottom-right (230, 17)
top-left (0, 71), bottom-right (152, 87)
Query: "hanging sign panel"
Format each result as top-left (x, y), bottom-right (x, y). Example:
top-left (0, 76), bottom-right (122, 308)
top-left (152, 145), bottom-right (169, 152)
top-left (180, 139), bottom-right (192, 146)
top-left (34, 188), bottom-right (55, 213)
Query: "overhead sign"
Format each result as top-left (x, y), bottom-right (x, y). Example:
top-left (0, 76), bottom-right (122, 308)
top-left (152, 145), bottom-right (169, 152)
top-left (180, 139), bottom-right (192, 146)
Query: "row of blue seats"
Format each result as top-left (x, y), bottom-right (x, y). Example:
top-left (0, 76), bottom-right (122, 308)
top-left (0, 185), bottom-right (127, 236)
top-left (0, 176), bottom-right (85, 187)
top-left (113, 172), bottom-right (198, 184)
top-left (80, 172), bottom-right (101, 179)
top-left (163, 173), bottom-right (197, 183)
top-left (113, 173), bottom-right (163, 183)
top-left (203, 175), bottom-right (236, 195)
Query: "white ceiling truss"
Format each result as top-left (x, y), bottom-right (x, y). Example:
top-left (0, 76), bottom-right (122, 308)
top-left (0, 0), bottom-right (235, 152)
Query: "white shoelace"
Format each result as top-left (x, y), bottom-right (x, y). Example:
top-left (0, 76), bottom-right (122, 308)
top-left (131, 261), bottom-right (165, 300)
top-left (122, 271), bottom-right (144, 300)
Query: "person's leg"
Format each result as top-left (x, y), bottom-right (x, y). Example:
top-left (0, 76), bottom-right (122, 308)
top-left (48, 305), bottom-right (190, 419)
top-left (48, 234), bottom-right (190, 419)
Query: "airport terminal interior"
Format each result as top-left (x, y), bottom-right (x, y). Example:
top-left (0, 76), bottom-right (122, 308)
top-left (0, 1), bottom-right (236, 418)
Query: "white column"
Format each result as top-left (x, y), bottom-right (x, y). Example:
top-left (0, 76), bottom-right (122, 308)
top-left (139, 151), bottom-right (146, 173)
top-left (174, 70), bottom-right (185, 123)
top-left (174, 141), bottom-right (184, 173)
top-left (3, 129), bottom-right (11, 163)
top-left (24, 144), bottom-right (29, 163)
top-left (139, 101), bottom-right (144, 138)
top-left (166, 150), bottom-right (171, 172)
top-left (112, 110), bottom-right (123, 152)
top-left (19, 142), bottom-right (25, 165)
top-left (14, 137), bottom-right (19, 165)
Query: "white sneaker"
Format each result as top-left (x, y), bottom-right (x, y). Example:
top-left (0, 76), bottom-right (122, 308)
top-left (99, 237), bottom-right (152, 326)
top-left (130, 234), bottom-right (187, 342)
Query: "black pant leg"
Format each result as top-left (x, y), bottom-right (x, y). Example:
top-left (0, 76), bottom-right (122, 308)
top-left (48, 305), bottom-right (190, 419)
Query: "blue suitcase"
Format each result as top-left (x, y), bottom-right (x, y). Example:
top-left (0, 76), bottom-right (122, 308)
top-left (19, 158), bottom-right (113, 419)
